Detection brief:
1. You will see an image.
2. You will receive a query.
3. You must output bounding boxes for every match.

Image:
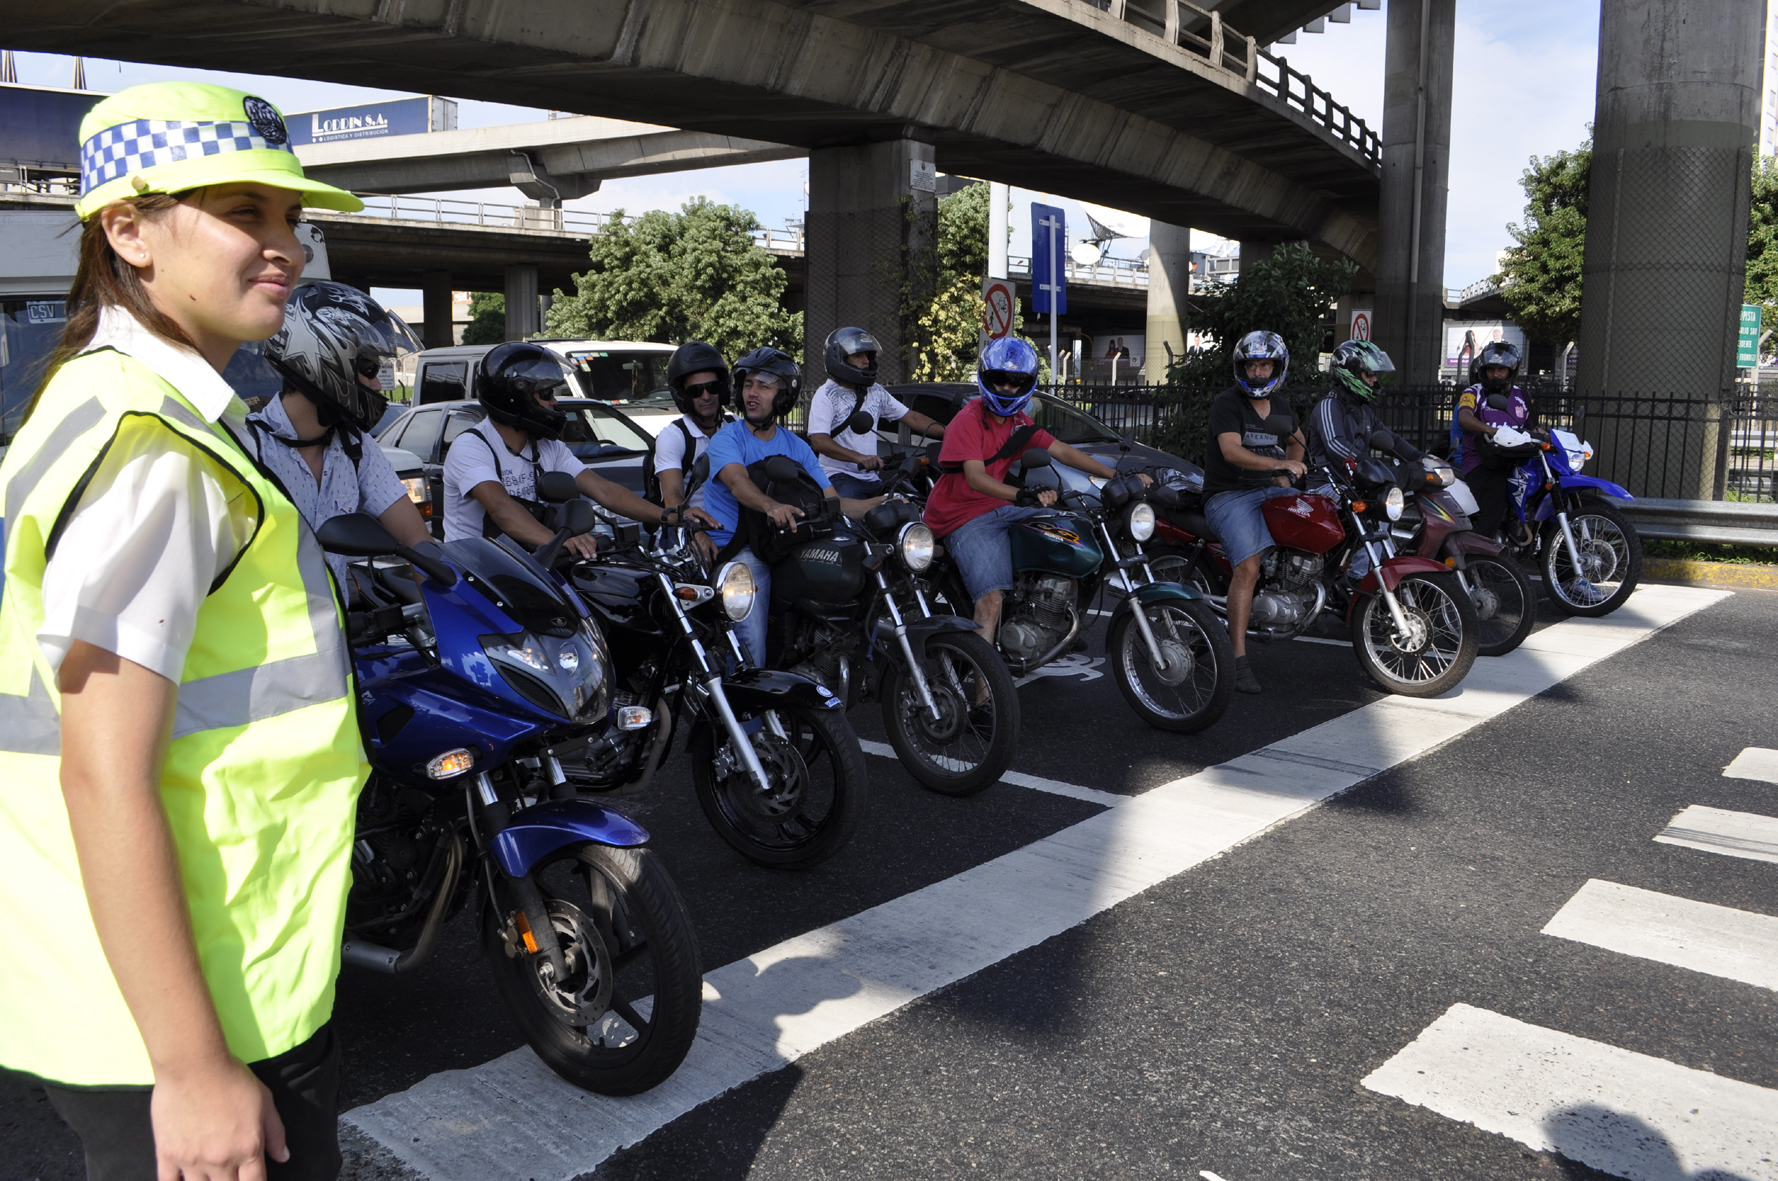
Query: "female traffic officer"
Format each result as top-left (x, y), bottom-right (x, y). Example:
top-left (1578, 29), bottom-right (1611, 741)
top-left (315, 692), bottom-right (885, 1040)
top-left (0, 83), bottom-right (367, 1180)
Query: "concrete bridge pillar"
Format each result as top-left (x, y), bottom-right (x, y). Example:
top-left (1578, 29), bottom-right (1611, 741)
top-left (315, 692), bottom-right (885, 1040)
top-left (1237, 239), bottom-right (1277, 280)
top-left (1576, 0), bottom-right (1764, 498)
top-left (1373, 0), bottom-right (1455, 385)
top-left (422, 270), bottom-right (454, 350)
top-left (1145, 221), bottom-right (1192, 380)
top-left (505, 264), bottom-right (540, 341)
top-left (805, 139), bottom-right (938, 386)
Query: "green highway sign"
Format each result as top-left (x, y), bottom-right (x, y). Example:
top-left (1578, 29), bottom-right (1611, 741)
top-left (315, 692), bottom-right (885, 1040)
top-left (1737, 304), bottom-right (1762, 368)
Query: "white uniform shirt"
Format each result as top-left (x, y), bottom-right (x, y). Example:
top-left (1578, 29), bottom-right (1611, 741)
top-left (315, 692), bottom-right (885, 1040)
top-left (806, 379), bottom-right (911, 484)
top-left (36, 308), bottom-right (257, 683)
top-left (441, 417), bottom-right (587, 542)
top-left (244, 394), bottom-right (408, 589)
top-left (652, 413), bottom-right (726, 509)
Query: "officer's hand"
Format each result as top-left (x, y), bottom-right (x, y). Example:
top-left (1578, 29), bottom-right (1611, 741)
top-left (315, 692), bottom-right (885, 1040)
top-left (766, 502), bottom-right (804, 529)
top-left (152, 1055), bottom-right (287, 1181)
top-left (1037, 489), bottom-right (1058, 507)
top-left (565, 532), bottom-right (600, 559)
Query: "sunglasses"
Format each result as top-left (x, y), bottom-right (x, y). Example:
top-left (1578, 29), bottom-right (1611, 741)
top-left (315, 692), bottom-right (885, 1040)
top-left (683, 379), bottom-right (725, 398)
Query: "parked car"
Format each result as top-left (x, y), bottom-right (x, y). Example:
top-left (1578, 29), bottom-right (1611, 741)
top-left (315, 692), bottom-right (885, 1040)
top-left (879, 383), bottom-right (1197, 474)
top-left (376, 397), bottom-right (654, 537)
top-left (413, 340), bottom-right (675, 408)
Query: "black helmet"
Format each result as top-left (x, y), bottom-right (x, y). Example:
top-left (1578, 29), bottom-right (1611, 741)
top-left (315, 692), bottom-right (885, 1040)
top-left (1330, 339), bottom-right (1395, 403)
top-left (733, 347), bottom-right (802, 418)
top-left (667, 341), bottom-right (730, 416)
top-left (478, 342), bottom-right (569, 440)
top-left (1477, 341), bottom-right (1521, 393)
top-left (263, 281), bottom-right (420, 432)
top-left (824, 326), bottom-right (879, 388)
top-left (1231, 330), bottom-right (1289, 397)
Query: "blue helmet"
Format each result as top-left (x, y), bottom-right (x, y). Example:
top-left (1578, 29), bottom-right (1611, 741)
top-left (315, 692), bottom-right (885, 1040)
top-left (977, 337), bottom-right (1040, 417)
top-left (1232, 330), bottom-right (1289, 397)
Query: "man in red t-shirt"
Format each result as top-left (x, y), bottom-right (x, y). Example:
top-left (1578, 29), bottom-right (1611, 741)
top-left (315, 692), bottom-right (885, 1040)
top-left (925, 338), bottom-right (1134, 643)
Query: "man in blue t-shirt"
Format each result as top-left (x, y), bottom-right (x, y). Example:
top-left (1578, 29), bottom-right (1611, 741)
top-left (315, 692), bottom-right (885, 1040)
top-left (707, 347), bottom-right (879, 664)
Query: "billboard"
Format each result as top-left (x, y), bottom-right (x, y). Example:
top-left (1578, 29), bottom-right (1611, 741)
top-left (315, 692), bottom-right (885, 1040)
top-left (285, 95), bottom-right (457, 146)
top-left (0, 83), bottom-right (101, 174)
top-left (1443, 321), bottom-right (1526, 371)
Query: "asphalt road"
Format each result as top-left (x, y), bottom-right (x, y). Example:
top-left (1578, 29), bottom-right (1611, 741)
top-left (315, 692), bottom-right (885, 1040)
top-left (6, 581), bottom-right (1773, 1181)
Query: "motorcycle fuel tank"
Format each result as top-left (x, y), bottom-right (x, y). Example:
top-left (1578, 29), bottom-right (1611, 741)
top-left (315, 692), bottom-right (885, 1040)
top-left (772, 531), bottom-right (868, 606)
top-left (1261, 493), bottom-right (1346, 554)
top-left (1009, 512), bottom-right (1103, 578)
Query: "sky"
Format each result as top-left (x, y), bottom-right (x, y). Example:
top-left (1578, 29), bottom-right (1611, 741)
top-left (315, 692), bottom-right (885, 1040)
top-left (8, 3), bottom-right (1603, 301)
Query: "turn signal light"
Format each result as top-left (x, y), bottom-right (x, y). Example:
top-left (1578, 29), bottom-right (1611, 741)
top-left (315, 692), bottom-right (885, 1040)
top-left (1351, 499), bottom-right (1368, 513)
top-left (617, 705), bottom-right (653, 730)
top-left (1444, 557), bottom-right (1457, 568)
top-left (676, 586), bottom-right (699, 600)
top-left (426, 748), bottom-right (475, 779)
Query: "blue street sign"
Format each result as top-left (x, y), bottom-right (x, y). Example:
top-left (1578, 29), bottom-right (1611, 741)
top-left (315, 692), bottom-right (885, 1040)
top-left (1031, 202), bottom-right (1067, 316)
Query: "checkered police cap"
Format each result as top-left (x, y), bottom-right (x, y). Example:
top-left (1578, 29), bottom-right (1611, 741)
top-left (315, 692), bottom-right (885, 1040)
top-left (73, 81), bottom-right (362, 219)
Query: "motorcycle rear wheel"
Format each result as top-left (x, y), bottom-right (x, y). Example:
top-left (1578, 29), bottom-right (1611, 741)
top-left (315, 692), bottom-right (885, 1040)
top-left (691, 703), bottom-right (868, 869)
top-left (881, 629), bottom-right (1019, 796)
top-left (1540, 503), bottom-right (1641, 617)
top-left (1459, 552), bottom-right (1535, 657)
top-left (1350, 572), bottom-right (1478, 697)
top-left (482, 844), bottom-right (701, 1096)
top-left (1109, 599), bottom-right (1233, 733)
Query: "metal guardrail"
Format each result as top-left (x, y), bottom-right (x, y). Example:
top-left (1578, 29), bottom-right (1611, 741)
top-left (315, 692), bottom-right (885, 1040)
top-left (1609, 498), bottom-right (1778, 548)
top-left (343, 194), bottom-right (806, 254)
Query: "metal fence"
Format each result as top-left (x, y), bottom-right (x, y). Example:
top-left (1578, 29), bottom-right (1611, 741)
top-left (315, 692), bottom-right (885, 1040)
top-left (1038, 383), bottom-right (1778, 503)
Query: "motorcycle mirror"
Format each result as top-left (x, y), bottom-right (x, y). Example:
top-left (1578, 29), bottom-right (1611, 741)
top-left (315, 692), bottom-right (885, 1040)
top-left (1262, 415), bottom-right (1296, 441)
top-left (1119, 429), bottom-right (1136, 453)
top-left (1485, 392), bottom-right (1512, 412)
top-left (846, 409), bottom-right (876, 436)
top-left (764, 455), bottom-right (804, 484)
top-left (532, 499), bottom-right (598, 570)
top-left (317, 512), bottom-right (399, 556)
top-left (537, 471), bottom-right (581, 504)
top-left (688, 453), bottom-right (710, 495)
top-left (1368, 429), bottom-right (1395, 451)
top-left (1020, 447), bottom-right (1053, 469)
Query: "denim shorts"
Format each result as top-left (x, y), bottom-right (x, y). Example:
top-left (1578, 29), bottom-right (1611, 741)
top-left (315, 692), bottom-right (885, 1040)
top-left (1204, 485), bottom-right (1299, 569)
top-left (943, 504), bottom-right (1053, 602)
top-left (826, 470), bottom-right (883, 500)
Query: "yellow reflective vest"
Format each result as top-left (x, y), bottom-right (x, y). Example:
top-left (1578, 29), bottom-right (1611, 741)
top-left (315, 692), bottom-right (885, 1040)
top-left (0, 348), bottom-right (366, 1086)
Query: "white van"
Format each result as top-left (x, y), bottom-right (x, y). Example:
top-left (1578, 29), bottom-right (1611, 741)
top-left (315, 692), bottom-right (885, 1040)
top-left (412, 339), bottom-right (681, 435)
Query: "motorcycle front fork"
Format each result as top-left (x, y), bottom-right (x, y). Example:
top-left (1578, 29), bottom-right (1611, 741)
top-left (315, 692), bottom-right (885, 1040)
top-left (1359, 535), bottom-right (1418, 640)
top-left (876, 570), bottom-right (942, 721)
top-left (653, 570), bottom-right (776, 794)
top-left (1101, 524), bottom-right (1174, 673)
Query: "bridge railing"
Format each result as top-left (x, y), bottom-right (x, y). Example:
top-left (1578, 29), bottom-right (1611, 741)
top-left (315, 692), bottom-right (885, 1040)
top-left (341, 193), bottom-right (805, 254)
top-left (1094, 0), bottom-right (1381, 167)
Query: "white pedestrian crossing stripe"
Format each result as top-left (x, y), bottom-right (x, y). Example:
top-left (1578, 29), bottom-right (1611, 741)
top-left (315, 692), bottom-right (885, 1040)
top-left (1656, 804), bottom-right (1778, 864)
top-left (1724, 747), bottom-right (1778, 785)
top-left (1362, 1003), bottom-right (1778, 1180)
top-left (1541, 879), bottom-right (1778, 993)
top-left (855, 739), bottom-right (1128, 808)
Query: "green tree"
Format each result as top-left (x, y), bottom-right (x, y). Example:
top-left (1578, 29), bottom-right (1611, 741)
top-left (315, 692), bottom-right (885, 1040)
top-left (910, 182), bottom-right (990, 381)
top-left (1497, 139), bottom-right (1591, 347)
top-left (461, 292), bottom-right (506, 345)
top-left (1163, 241), bottom-right (1357, 385)
top-left (545, 198), bottom-right (801, 360)
top-left (1744, 157), bottom-right (1778, 349)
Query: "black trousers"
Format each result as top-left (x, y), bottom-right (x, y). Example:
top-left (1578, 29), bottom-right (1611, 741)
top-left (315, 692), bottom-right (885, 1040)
top-left (1464, 462), bottom-right (1513, 537)
top-left (43, 1022), bottom-right (341, 1181)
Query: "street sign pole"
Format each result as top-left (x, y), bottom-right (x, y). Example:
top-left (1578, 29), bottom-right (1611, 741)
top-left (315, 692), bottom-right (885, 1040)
top-left (1047, 213), bottom-right (1059, 379)
top-left (1033, 204), bottom-right (1067, 381)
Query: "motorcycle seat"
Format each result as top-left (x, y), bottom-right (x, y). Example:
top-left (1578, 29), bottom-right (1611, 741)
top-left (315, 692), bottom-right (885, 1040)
top-left (1171, 509), bottom-right (1216, 542)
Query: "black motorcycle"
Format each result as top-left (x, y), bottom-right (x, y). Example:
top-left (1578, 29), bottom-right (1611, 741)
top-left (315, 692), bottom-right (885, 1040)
top-left (750, 436), bottom-right (1020, 797)
top-left (549, 470), bottom-right (871, 869)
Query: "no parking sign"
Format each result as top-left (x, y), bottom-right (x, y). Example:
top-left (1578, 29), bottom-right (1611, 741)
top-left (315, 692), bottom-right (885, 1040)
top-left (982, 278), bottom-right (1016, 340)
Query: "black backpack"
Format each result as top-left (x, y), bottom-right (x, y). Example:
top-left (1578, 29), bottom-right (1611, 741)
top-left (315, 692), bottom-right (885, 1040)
top-left (716, 455), bottom-right (834, 565)
top-left (642, 416), bottom-right (730, 505)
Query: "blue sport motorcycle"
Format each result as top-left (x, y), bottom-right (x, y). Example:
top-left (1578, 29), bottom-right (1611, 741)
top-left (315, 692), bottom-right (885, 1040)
top-left (316, 503), bottom-right (702, 1096)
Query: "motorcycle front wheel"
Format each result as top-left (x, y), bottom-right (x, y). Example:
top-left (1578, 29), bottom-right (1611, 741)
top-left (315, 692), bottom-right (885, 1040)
top-left (1350, 572), bottom-right (1479, 697)
top-left (1540, 502), bottom-right (1641, 617)
top-left (691, 703), bottom-right (868, 869)
top-left (482, 843), bottom-right (702, 1096)
top-left (1109, 599), bottom-right (1234, 733)
top-left (1458, 552), bottom-right (1535, 657)
top-left (881, 628), bottom-right (1019, 796)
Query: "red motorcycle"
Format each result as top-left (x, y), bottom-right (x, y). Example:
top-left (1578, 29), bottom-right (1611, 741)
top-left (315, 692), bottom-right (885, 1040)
top-left (1398, 456), bottom-right (1535, 658)
top-left (1148, 445), bottom-right (1479, 698)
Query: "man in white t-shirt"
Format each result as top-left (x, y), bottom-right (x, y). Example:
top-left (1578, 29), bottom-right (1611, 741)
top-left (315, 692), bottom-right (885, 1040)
top-left (807, 326), bottom-right (943, 499)
top-left (443, 343), bottom-right (712, 553)
top-left (653, 340), bottom-right (733, 513)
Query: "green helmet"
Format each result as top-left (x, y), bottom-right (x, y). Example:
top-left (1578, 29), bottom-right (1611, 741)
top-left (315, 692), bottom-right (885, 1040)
top-left (1330, 339), bottom-right (1394, 402)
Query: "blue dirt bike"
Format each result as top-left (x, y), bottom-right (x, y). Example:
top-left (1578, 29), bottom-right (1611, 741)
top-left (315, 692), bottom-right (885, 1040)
top-left (316, 503), bottom-right (702, 1096)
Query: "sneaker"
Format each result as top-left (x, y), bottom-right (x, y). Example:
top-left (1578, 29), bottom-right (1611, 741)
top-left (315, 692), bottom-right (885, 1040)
top-left (1235, 655), bottom-right (1262, 694)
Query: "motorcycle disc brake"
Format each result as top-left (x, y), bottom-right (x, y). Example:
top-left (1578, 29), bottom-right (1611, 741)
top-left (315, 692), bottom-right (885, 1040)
top-left (527, 897), bottom-right (615, 1029)
top-left (726, 733), bottom-right (809, 822)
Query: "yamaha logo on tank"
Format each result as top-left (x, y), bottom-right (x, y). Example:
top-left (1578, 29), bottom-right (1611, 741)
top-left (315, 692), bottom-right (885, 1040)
top-left (803, 548), bottom-right (842, 564)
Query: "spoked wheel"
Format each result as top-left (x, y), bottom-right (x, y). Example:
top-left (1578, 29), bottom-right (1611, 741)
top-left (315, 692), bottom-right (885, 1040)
top-left (1540, 503), bottom-right (1641, 617)
top-left (1456, 552), bottom-right (1535, 657)
top-left (1109, 598), bottom-right (1234, 733)
top-left (1350, 572), bottom-right (1479, 697)
top-left (881, 629), bottom-right (1019, 796)
top-left (482, 844), bottom-right (701, 1095)
top-left (691, 703), bottom-right (868, 868)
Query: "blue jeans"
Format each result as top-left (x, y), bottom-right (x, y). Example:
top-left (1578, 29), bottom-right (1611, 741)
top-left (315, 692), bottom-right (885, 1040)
top-left (944, 504), bottom-right (1052, 603)
top-left (826, 470), bottom-right (883, 500)
top-left (732, 546), bottom-right (773, 666)
top-left (1204, 485), bottom-right (1299, 569)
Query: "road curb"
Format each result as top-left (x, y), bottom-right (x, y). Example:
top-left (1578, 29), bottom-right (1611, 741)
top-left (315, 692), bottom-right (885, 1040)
top-left (1643, 558), bottom-right (1778, 591)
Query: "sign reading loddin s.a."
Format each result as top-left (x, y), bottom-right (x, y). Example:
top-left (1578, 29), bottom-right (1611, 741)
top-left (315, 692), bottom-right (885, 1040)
top-left (285, 95), bottom-right (458, 146)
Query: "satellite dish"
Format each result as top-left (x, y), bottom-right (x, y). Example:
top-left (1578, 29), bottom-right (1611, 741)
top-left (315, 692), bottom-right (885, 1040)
top-left (1070, 241), bottom-right (1102, 266)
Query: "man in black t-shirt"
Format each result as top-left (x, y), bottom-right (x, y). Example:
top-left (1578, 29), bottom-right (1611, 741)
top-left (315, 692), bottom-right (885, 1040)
top-left (1202, 331), bottom-right (1307, 694)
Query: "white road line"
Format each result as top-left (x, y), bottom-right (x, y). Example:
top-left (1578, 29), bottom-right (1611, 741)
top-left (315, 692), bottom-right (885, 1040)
top-left (1725, 747), bottom-right (1778, 785)
top-left (1541, 879), bottom-right (1778, 992)
top-left (1362, 1003), bottom-right (1778, 1180)
top-left (855, 739), bottom-right (1126, 808)
top-left (344, 584), bottom-right (1729, 1181)
top-left (1656, 804), bottom-right (1778, 865)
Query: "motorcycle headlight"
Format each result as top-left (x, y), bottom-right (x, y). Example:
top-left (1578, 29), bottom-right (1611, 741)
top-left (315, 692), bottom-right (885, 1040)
top-left (1568, 448), bottom-right (1587, 473)
top-left (1384, 487), bottom-right (1405, 521)
top-left (1126, 501), bottom-right (1156, 542)
top-left (481, 625), bottom-right (609, 721)
top-left (716, 560), bottom-right (756, 622)
top-left (897, 521), bottom-right (935, 571)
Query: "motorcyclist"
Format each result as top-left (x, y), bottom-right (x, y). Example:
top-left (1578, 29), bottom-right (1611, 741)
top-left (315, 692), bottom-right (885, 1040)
top-left (705, 347), bottom-right (880, 664)
top-left (1202, 330), bottom-right (1308, 694)
top-left (1307, 339), bottom-right (1422, 588)
top-left (923, 336), bottom-right (1135, 646)
top-left (653, 340), bottom-right (733, 514)
top-left (1450, 340), bottom-right (1534, 538)
top-left (807, 326), bottom-right (945, 499)
top-left (245, 280), bottom-right (433, 595)
top-left (442, 342), bottom-right (714, 554)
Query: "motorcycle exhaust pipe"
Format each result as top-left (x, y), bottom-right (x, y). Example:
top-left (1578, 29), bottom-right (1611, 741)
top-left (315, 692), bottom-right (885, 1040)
top-left (341, 829), bottom-right (463, 975)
